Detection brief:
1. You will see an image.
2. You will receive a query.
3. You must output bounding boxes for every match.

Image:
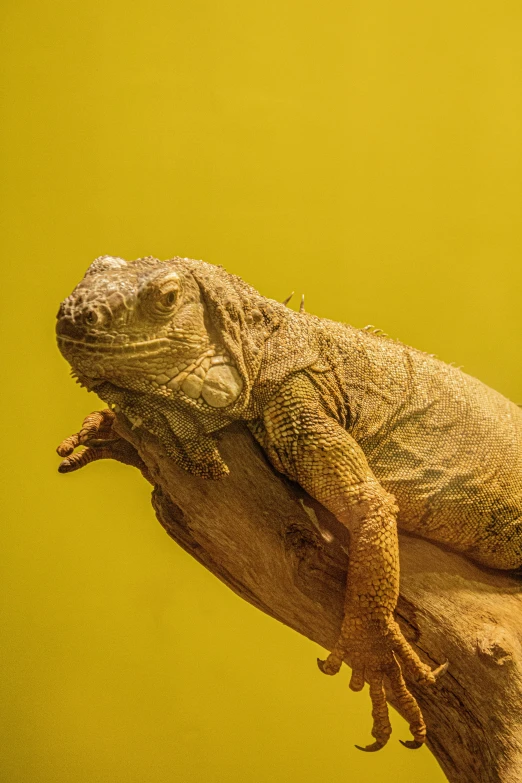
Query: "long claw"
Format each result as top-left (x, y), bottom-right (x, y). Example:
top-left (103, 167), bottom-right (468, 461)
top-left (399, 739), bottom-right (423, 750)
top-left (432, 661), bottom-right (449, 680)
top-left (317, 657), bottom-right (337, 675)
top-left (317, 654), bottom-right (342, 675)
top-left (355, 741), bottom-right (385, 752)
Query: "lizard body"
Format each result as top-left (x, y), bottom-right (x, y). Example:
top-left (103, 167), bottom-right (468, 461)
top-left (56, 255), bottom-right (522, 750)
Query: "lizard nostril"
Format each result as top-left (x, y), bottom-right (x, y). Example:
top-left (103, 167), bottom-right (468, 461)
top-left (83, 309), bottom-right (99, 326)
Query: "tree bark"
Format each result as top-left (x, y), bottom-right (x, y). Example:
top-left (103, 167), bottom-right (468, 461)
top-left (113, 415), bottom-right (522, 783)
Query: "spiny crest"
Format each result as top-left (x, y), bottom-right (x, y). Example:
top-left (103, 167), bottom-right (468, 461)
top-left (362, 324), bottom-right (389, 338)
top-left (281, 291), bottom-right (306, 313)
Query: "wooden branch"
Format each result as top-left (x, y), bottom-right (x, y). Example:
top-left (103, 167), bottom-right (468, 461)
top-left (113, 415), bottom-right (522, 783)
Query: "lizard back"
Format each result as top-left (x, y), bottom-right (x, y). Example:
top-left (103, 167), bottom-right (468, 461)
top-left (301, 319), bottom-right (522, 569)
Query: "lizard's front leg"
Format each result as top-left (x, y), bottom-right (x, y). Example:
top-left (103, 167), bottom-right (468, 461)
top-left (59, 384), bottom-right (230, 481)
top-left (56, 408), bottom-right (152, 482)
top-left (255, 374), bottom-right (446, 751)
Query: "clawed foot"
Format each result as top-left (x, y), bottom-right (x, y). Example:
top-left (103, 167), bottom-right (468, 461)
top-left (317, 618), bottom-right (448, 751)
top-left (57, 409), bottom-right (152, 482)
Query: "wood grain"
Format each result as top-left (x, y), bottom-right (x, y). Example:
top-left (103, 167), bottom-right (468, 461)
top-left (113, 415), bottom-right (522, 783)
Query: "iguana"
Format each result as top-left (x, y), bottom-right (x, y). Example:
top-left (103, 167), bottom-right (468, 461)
top-left (55, 255), bottom-right (522, 752)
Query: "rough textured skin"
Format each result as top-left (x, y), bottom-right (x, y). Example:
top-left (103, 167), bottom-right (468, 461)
top-left (56, 255), bottom-right (522, 751)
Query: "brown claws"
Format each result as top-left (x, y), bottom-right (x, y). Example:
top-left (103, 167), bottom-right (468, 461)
top-left (316, 657), bottom-right (341, 675)
top-left (398, 739), bottom-right (424, 750)
top-left (317, 654), bottom-right (449, 752)
top-left (431, 660), bottom-right (450, 679)
top-left (355, 741), bottom-right (386, 752)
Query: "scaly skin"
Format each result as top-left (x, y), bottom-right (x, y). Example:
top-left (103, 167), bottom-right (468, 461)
top-left (56, 255), bottom-right (522, 751)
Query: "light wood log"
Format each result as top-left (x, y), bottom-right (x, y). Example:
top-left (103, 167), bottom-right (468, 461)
top-left (112, 415), bottom-right (522, 783)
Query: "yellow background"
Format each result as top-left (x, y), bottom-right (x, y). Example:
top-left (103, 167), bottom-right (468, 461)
top-left (1, 1), bottom-right (521, 781)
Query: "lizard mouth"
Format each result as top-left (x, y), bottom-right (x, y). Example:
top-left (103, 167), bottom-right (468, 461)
top-left (57, 334), bottom-right (172, 355)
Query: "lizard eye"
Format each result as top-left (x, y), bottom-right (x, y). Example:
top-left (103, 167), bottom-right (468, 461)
top-left (153, 279), bottom-right (180, 314)
top-left (141, 271), bottom-right (181, 317)
top-left (160, 289), bottom-right (177, 308)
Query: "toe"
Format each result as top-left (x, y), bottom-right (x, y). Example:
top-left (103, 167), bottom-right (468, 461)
top-left (384, 657), bottom-right (427, 749)
top-left (57, 409), bottom-right (116, 458)
top-left (349, 668), bottom-right (365, 692)
top-left (390, 624), bottom-right (438, 685)
top-left (58, 446), bottom-right (103, 473)
top-left (365, 671), bottom-right (392, 750)
top-left (57, 433), bottom-right (80, 457)
top-left (78, 409), bottom-right (117, 444)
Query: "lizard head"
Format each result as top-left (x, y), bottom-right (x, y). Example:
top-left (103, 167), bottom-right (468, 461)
top-left (56, 255), bottom-right (281, 415)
